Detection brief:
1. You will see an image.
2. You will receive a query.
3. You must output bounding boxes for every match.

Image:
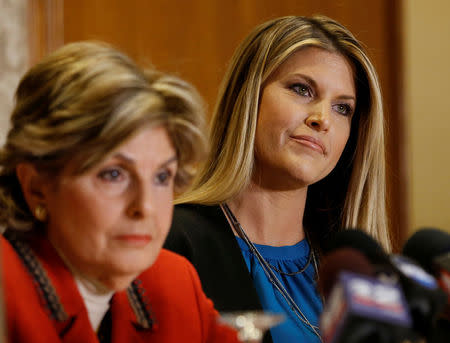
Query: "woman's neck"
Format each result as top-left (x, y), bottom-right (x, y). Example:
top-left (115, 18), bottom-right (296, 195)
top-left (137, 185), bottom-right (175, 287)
top-left (49, 239), bottom-right (113, 294)
top-left (48, 236), bottom-right (135, 291)
top-left (227, 183), bottom-right (308, 246)
top-left (75, 275), bottom-right (114, 331)
top-left (49, 240), bottom-right (114, 331)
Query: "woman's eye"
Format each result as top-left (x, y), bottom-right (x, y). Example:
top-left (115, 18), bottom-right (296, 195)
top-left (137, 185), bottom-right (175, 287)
top-left (334, 103), bottom-right (353, 116)
top-left (155, 169), bottom-right (173, 186)
top-left (98, 167), bottom-right (125, 182)
top-left (290, 83), bottom-right (312, 97)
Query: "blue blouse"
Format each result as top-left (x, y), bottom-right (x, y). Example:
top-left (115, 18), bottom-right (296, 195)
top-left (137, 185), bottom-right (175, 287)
top-left (235, 236), bottom-right (323, 343)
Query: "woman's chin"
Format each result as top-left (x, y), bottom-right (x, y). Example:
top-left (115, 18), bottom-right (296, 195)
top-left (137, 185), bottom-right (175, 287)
top-left (96, 272), bottom-right (142, 292)
top-left (90, 261), bottom-right (153, 291)
top-left (75, 251), bottom-right (159, 291)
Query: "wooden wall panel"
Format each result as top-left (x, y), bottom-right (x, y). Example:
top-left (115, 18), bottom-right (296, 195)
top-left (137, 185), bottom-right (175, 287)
top-left (28, 0), bottom-right (64, 65)
top-left (62, 0), bottom-right (393, 112)
top-left (31, 0), bottom-right (405, 250)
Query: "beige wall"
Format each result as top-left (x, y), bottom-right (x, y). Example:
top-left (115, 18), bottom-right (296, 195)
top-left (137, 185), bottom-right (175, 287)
top-left (0, 0), bottom-right (28, 143)
top-left (404, 0), bottom-right (450, 233)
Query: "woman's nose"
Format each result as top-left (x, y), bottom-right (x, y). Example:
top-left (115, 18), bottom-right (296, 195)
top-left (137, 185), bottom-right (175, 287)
top-left (126, 186), bottom-right (154, 219)
top-left (305, 102), bottom-right (331, 131)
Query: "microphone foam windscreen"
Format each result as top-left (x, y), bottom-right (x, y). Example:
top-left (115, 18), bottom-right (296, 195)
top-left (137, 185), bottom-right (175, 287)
top-left (318, 247), bottom-right (375, 298)
top-left (323, 228), bottom-right (388, 264)
top-left (402, 227), bottom-right (450, 273)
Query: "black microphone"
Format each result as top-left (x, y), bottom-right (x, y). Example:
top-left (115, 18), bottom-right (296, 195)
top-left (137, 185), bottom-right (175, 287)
top-left (403, 228), bottom-right (450, 309)
top-left (319, 248), bottom-right (413, 343)
top-left (324, 229), bottom-right (447, 341)
top-left (318, 247), bottom-right (375, 298)
top-left (403, 227), bottom-right (450, 342)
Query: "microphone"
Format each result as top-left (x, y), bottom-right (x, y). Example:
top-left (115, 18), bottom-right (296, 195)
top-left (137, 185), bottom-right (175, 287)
top-left (319, 248), bottom-right (413, 343)
top-left (318, 248), bottom-right (375, 298)
top-left (324, 229), bottom-right (447, 340)
top-left (403, 227), bottom-right (450, 342)
top-left (403, 228), bottom-right (450, 309)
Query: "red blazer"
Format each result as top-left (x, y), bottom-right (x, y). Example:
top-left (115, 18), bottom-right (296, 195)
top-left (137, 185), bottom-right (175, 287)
top-left (2, 234), bottom-right (238, 343)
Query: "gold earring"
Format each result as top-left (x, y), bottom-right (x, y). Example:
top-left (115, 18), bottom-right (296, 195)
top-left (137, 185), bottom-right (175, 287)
top-left (34, 205), bottom-right (47, 222)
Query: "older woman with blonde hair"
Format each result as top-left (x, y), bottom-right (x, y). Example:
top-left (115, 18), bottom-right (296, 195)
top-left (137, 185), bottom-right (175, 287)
top-left (1, 41), bottom-right (238, 343)
top-left (165, 15), bottom-right (390, 343)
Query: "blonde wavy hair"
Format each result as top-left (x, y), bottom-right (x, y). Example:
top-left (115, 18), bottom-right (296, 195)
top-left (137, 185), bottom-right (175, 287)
top-left (0, 41), bottom-right (206, 232)
top-left (178, 16), bottom-right (390, 251)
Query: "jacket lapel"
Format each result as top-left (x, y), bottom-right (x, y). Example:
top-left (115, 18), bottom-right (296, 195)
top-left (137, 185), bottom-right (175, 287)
top-left (8, 233), bottom-right (99, 342)
top-left (110, 286), bottom-right (155, 343)
top-left (7, 233), bottom-right (158, 343)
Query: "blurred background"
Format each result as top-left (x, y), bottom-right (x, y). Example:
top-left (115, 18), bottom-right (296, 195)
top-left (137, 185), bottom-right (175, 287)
top-left (0, 0), bottom-right (448, 251)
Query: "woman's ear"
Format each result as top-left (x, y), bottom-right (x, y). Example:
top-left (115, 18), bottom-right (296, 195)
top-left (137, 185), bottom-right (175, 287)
top-left (15, 163), bottom-right (47, 215)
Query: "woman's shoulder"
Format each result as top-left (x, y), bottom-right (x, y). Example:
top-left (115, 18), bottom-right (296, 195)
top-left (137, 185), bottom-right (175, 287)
top-left (1, 233), bottom-right (13, 251)
top-left (166, 203), bottom-right (233, 256)
top-left (1, 234), bottom-right (25, 272)
top-left (134, 249), bottom-right (240, 343)
top-left (153, 248), bottom-right (193, 270)
top-left (172, 203), bottom-right (221, 226)
top-left (169, 203), bottom-right (228, 239)
top-left (138, 249), bottom-right (202, 292)
top-left (0, 232), bottom-right (37, 270)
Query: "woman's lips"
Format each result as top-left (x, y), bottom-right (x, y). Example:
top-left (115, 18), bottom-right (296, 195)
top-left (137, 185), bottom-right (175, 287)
top-left (290, 135), bottom-right (325, 154)
top-left (115, 234), bottom-right (152, 246)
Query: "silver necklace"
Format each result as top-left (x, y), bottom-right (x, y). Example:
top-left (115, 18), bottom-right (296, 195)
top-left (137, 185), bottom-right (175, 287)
top-left (221, 204), bottom-right (323, 341)
top-left (266, 242), bottom-right (313, 276)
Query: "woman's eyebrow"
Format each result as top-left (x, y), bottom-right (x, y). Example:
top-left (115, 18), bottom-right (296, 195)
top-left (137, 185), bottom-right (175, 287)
top-left (290, 73), bottom-right (317, 88)
top-left (111, 153), bottom-right (177, 167)
top-left (110, 152), bottom-right (135, 165)
top-left (337, 95), bottom-right (356, 102)
top-left (160, 156), bottom-right (178, 167)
